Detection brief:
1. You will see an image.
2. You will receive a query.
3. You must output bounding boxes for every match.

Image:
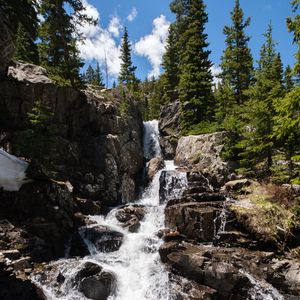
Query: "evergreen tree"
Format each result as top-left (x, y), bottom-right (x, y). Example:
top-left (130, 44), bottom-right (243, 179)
top-left (178, 0), bottom-right (213, 133)
top-left (84, 64), bottom-right (95, 84)
top-left (287, 0), bottom-right (300, 78)
top-left (161, 24), bottom-right (181, 102)
top-left (93, 62), bottom-right (104, 87)
top-left (273, 86), bottom-right (300, 182)
top-left (239, 24), bottom-right (284, 174)
top-left (118, 27), bottom-right (137, 86)
top-left (13, 22), bottom-right (39, 64)
top-left (284, 65), bottom-right (295, 92)
top-left (220, 0), bottom-right (253, 105)
top-left (38, 0), bottom-right (95, 87)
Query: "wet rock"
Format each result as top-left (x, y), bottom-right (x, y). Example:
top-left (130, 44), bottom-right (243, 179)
top-left (81, 226), bottom-right (123, 252)
top-left (175, 132), bottom-right (231, 186)
top-left (159, 170), bottom-right (187, 203)
top-left (169, 274), bottom-right (217, 300)
top-left (115, 205), bottom-right (145, 222)
top-left (165, 202), bottom-right (223, 242)
top-left (121, 216), bottom-right (140, 233)
top-left (159, 241), bottom-right (185, 263)
top-left (76, 262), bottom-right (116, 300)
top-left (146, 157), bottom-right (165, 181)
top-left (68, 232), bottom-right (90, 258)
top-left (159, 100), bottom-right (180, 159)
top-left (75, 198), bottom-right (102, 215)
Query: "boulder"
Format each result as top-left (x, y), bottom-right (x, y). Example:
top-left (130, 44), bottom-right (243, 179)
top-left (159, 101), bottom-right (180, 159)
top-left (75, 262), bottom-right (116, 300)
top-left (146, 157), bottom-right (165, 181)
top-left (81, 226), bottom-right (123, 252)
top-left (175, 132), bottom-right (231, 186)
top-left (222, 179), bottom-right (251, 193)
top-left (7, 62), bottom-right (53, 84)
top-left (115, 205), bottom-right (145, 222)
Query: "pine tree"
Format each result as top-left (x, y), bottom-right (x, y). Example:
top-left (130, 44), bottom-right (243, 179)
top-left (118, 27), bottom-right (137, 86)
top-left (284, 65), bottom-right (295, 92)
top-left (161, 24), bottom-right (181, 102)
top-left (287, 0), bottom-right (300, 78)
top-left (13, 22), bottom-right (39, 64)
top-left (84, 65), bottom-right (95, 84)
top-left (93, 62), bottom-right (104, 87)
top-left (239, 24), bottom-right (284, 174)
top-left (273, 86), bottom-right (300, 182)
top-left (38, 0), bottom-right (95, 87)
top-left (178, 0), bottom-right (213, 133)
top-left (220, 0), bottom-right (253, 105)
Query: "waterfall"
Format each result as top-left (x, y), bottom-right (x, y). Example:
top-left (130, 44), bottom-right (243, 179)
top-left (143, 120), bottom-right (161, 160)
top-left (34, 120), bottom-right (186, 300)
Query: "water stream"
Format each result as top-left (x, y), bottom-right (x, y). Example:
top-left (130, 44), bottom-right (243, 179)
top-left (34, 120), bottom-right (285, 300)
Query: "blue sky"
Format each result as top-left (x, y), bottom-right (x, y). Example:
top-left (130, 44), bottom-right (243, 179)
top-left (79, 0), bottom-right (297, 84)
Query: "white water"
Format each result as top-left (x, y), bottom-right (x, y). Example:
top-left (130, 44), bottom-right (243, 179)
top-left (143, 120), bottom-right (161, 160)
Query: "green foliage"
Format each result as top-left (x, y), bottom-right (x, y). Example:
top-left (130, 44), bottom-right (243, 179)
top-left (83, 63), bottom-right (105, 87)
top-left (38, 0), bottom-right (96, 88)
top-left (273, 86), bottom-right (300, 182)
top-left (287, 0), bottom-right (300, 78)
top-left (118, 27), bottom-right (138, 89)
top-left (178, 0), bottom-right (214, 133)
top-left (17, 101), bottom-right (56, 165)
top-left (220, 0), bottom-right (253, 105)
top-left (236, 24), bottom-right (284, 174)
top-left (183, 121), bottom-right (218, 136)
top-left (13, 22), bottom-right (39, 64)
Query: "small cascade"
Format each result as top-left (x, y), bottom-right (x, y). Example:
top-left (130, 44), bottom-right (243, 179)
top-left (143, 120), bottom-right (161, 160)
top-left (240, 270), bottom-right (285, 300)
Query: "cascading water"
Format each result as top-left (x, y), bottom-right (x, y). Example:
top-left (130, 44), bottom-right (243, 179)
top-left (34, 120), bottom-right (186, 300)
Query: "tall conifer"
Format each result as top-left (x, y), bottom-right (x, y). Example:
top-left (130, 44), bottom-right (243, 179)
top-left (178, 0), bottom-right (213, 133)
top-left (220, 0), bottom-right (253, 105)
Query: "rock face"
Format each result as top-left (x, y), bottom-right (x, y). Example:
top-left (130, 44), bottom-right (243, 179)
top-left (0, 63), bottom-right (144, 206)
top-left (159, 101), bottom-right (180, 159)
top-left (175, 132), bottom-right (231, 186)
top-left (0, 12), bottom-right (15, 76)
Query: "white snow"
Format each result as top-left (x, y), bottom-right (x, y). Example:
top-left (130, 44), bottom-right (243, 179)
top-left (0, 148), bottom-right (29, 191)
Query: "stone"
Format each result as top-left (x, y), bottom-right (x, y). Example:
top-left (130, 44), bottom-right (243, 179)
top-left (115, 205), bottom-right (145, 223)
top-left (159, 101), bottom-right (180, 159)
top-left (222, 179), bottom-right (251, 192)
top-left (81, 226), bottom-right (123, 252)
top-left (76, 262), bottom-right (116, 300)
top-left (7, 62), bottom-right (53, 84)
top-left (175, 132), bottom-right (231, 186)
top-left (75, 198), bottom-right (102, 215)
top-left (1, 250), bottom-right (21, 260)
top-left (146, 157), bottom-right (165, 181)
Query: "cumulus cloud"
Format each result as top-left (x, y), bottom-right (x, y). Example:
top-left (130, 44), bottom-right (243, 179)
top-left (127, 7), bottom-right (138, 22)
top-left (77, 0), bottom-right (121, 77)
top-left (134, 15), bottom-right (170, 78)
top-left (211, 65), bottom-right (222, 85)
top-left (108, 16), bottom-right (122, 38)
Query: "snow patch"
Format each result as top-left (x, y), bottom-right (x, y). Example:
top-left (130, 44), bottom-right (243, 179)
top-left (0, 148), bottom-right (29, 191)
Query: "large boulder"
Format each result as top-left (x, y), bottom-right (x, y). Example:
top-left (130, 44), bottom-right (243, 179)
top-left (76, 262), bottom-right (116, 300)
top-left (175, 132), bottom-right (231, 186)
top-left (159, 101), bottom-right (180, 159)
top-left (7, 62), bottom-right (53, 84)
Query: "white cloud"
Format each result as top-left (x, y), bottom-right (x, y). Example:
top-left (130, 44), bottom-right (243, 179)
top-left (134, 15), bottom-right (170, 78)
top-left (127, 7), bottom-right (138, 22)
top-left (108, 16), bottom-right (122, 38)
top-left (211, 65), bottom-right (222, 85)
top-left (77, 1), bottom-right (121, 77)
